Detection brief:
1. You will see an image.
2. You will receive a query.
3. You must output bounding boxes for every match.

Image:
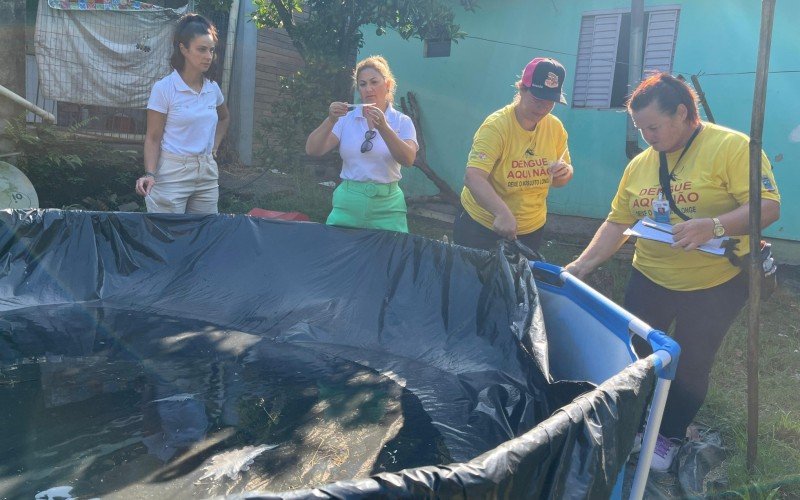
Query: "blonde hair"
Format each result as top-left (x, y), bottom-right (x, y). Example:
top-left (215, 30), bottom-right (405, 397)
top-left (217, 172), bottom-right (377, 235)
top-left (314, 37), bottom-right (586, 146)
top-left (512, 79), bottom-right (525, 105)
top-left (354, 55), bottom-right (396, 103)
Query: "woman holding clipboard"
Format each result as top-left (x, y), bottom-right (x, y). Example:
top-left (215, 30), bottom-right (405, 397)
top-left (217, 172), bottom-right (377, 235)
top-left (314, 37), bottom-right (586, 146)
top-left (566, 73), bottom-right (781, 472)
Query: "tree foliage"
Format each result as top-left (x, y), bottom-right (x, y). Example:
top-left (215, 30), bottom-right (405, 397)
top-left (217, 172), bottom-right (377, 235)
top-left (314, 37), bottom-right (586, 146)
top-left (193, 0), bottom-right (234, 14)
top-left (251, 0), bottom-right (477, 66)
top-left (250, 1), bottom-right (477, 172)
top-left (254, 64), bottom-right (340, 170)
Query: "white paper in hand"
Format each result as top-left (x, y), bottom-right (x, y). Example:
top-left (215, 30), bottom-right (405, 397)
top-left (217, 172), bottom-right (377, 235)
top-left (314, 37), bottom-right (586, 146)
top-left (624, 217), bottom-right (728, 256)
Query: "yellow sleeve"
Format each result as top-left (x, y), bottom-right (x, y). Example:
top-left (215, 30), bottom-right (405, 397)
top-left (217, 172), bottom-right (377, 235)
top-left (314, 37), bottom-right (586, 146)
top-left (607, 162), bottom-right (636, 224)
top-left (724, 143), bottom-right (781, 205)
top-left (466, 118), bottom-right (503, 173)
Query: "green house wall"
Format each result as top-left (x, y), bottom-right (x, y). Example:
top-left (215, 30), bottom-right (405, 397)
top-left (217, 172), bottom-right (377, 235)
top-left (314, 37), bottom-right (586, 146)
top-left (361, 0), bottom-right (798, 241)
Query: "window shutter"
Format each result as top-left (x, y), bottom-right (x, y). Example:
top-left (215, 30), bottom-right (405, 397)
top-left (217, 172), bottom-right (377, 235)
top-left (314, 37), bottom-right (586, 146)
top-left (573, 14), bottom-right (622, 108)
top-left (643, 9), bottom-right (680, 74)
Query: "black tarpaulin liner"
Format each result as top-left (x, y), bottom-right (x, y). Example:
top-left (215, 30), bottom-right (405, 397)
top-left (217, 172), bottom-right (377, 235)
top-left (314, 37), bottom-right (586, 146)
top-left (0, 210), bottom-right (654, 498)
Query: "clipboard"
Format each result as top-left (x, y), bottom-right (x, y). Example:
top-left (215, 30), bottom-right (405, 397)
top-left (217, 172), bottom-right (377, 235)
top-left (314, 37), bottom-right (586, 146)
top-left (623, 217), bottom-right (728, 256)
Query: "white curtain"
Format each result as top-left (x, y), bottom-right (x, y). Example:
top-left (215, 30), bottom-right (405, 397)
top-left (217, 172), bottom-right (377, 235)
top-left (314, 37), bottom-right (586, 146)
top-left (35, 0), bottom-right (187, 108)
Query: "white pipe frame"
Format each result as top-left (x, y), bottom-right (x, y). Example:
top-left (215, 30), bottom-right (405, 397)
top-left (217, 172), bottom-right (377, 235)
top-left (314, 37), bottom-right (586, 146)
top-left (627, 318), bottom-right (674, 500)
top-left (0, 84), bottom-right (56, 124)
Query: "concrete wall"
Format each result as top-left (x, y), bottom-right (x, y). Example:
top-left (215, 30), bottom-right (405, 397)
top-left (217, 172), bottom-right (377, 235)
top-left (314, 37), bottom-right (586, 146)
top-left (360, 0), bottom-right (800, 243)
top-left (230, 0), bottom-right (256, 164)
top-left (199, 1), bottom-right (307, 166)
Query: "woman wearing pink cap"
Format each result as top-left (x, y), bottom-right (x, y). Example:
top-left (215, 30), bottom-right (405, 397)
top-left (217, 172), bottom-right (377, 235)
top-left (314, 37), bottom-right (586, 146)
top-left (454, 57), bottom-right (574, 253)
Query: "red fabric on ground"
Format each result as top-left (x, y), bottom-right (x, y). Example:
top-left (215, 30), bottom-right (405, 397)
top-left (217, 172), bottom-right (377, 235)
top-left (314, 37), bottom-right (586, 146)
top-left (247, 208), bottom-right (310, 222)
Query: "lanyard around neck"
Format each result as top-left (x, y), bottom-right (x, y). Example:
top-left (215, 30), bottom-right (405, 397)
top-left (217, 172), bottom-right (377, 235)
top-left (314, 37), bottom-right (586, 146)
top-left (659, 125), bottom-right (701, 182)
top-left (658, 125), bottom-right (702, 221)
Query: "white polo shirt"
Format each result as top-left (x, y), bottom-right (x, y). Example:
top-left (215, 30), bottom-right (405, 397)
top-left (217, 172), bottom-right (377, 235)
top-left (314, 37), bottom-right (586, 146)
top-left (147, 70), bottom-right (224, 156)
top-left (332, 104), bottom-right (418, 183)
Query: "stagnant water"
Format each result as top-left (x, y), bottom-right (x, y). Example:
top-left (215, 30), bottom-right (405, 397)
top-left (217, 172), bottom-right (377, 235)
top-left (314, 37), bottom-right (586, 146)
top-left (0, 305), bottom-right (451, 499)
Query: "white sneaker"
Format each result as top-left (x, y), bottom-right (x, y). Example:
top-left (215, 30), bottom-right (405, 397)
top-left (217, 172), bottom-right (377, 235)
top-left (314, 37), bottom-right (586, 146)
top-left (650, 434), bottom-right (679, 472)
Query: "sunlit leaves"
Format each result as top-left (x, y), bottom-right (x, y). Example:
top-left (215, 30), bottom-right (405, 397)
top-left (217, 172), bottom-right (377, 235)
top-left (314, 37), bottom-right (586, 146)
top-left (250, 0), bottom-right (477, 66)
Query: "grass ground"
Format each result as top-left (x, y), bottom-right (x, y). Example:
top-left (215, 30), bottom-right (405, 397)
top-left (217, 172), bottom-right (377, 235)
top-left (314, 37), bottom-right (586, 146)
top-left (219, 166), bottom-right (800, 499)
top-left (701, 290), bottom-right (800, 498)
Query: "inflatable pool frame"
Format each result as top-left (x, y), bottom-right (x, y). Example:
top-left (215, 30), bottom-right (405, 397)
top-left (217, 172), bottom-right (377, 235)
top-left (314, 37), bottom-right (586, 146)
top-left (0, 210), bottom-right (680, 499)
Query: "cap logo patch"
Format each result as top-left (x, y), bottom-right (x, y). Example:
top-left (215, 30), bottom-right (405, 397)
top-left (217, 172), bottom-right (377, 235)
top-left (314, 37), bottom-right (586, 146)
top-left (544, 72), bottom-right (560, 89)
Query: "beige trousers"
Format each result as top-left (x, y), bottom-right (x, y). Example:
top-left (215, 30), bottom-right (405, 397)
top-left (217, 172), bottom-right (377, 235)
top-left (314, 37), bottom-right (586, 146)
top-left (146, 150), bottom-right (219, 214)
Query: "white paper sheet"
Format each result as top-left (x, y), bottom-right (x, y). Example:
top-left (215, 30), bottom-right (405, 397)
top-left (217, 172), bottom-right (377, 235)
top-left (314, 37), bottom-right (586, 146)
top-left (623, 217), bottom-right (728, 256)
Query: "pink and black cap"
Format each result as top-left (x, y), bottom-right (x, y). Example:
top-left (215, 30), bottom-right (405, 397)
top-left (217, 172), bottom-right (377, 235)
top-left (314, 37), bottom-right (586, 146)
top-left (521, 57), bottom-right (568, 105)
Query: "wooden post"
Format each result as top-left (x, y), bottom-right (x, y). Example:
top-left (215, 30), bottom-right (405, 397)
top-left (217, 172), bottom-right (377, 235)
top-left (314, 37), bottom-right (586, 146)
top-left (747, 0), bottom-right (776, 472)
top-left (400, 92), bottom-right (461, 207)
top-left (690, 74), bottom-right (716, 124)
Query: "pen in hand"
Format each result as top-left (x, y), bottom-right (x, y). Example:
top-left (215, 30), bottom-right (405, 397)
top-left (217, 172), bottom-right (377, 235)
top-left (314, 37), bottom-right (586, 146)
top-left (641, 219), bottom-right (673, 234)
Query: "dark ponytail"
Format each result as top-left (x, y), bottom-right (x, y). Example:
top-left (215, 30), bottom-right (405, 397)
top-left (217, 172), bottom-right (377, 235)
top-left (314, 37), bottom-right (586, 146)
top-left (169, 13), bottom-right (220, 82)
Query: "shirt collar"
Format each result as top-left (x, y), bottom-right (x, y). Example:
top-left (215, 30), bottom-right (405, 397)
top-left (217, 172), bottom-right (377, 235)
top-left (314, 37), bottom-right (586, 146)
top-left (170, 69), bottom-right (212, 94)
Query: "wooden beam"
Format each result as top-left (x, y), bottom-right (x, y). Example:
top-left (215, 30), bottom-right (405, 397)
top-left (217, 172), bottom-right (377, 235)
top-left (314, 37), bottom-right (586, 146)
top-left (746, 0), bottom-right (776, 472)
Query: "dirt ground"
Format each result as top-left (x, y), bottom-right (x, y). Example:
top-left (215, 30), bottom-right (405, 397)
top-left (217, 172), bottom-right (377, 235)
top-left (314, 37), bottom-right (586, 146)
top-left (218, 164), bottom-right (297, 198)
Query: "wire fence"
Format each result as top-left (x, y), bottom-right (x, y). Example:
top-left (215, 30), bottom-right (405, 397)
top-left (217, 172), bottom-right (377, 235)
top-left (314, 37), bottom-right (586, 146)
top-left (27, 0), bottom-right (228, 142)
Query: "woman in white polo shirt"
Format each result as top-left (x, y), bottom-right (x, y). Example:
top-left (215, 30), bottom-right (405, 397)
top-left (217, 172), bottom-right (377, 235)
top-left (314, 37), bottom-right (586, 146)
top-left (134, 13), bottom-right (230, 214)
top-left (305, 55), bottom-right (418, 232)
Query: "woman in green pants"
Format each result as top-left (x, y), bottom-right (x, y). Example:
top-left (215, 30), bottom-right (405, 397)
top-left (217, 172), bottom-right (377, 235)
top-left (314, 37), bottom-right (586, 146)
top-left (305, 55), bottom-right (418, 232)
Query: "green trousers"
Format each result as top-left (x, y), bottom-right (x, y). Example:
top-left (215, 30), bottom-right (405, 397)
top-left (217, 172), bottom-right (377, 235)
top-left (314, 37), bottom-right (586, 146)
top-left (326, 179), bottom-right (408, 232)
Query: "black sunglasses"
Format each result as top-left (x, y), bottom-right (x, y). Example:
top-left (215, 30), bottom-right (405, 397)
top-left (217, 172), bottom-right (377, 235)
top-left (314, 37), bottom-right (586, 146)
top-left (361, 130), bottom-right (377, 153)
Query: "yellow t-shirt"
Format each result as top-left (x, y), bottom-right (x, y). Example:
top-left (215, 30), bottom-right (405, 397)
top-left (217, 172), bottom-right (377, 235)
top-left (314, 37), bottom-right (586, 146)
top-left (460, 105), bottom-right (571, 234)
top-left (608, 122), bottom-right (781, 291)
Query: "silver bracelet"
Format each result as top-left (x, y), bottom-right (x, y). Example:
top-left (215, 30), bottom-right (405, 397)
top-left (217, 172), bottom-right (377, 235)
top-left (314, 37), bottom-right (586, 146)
top-left (143, 172), bottom-right (156, 178)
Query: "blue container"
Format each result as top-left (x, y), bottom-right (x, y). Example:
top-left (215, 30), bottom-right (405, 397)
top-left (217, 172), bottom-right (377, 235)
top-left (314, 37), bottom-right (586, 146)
top-left (534, 261), bottom-right (680, 499)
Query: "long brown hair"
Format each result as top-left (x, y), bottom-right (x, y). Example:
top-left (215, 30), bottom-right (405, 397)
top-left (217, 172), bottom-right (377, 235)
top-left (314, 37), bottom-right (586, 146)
top-left (169, 13), bottom-right (220, 82)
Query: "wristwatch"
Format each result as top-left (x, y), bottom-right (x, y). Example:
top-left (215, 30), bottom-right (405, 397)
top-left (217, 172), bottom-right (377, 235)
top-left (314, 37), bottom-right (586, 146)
top-left (712, 217), bottom-right (725, 237)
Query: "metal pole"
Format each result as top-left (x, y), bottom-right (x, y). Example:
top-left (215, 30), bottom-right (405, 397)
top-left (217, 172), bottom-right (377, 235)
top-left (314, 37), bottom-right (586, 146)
top-left (625, 0), bottom-right (645, 159)
top-left (746, 0), bottom-right (776, 472)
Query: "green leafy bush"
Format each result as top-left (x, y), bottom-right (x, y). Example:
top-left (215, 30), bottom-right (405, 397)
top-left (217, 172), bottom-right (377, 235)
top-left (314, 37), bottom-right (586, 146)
top-left (254, 60), bottom-right (340, 171)
top-left (2, 117), bottom-right (142, 209)
top-left (194, 0), bottom-right (233, 14)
